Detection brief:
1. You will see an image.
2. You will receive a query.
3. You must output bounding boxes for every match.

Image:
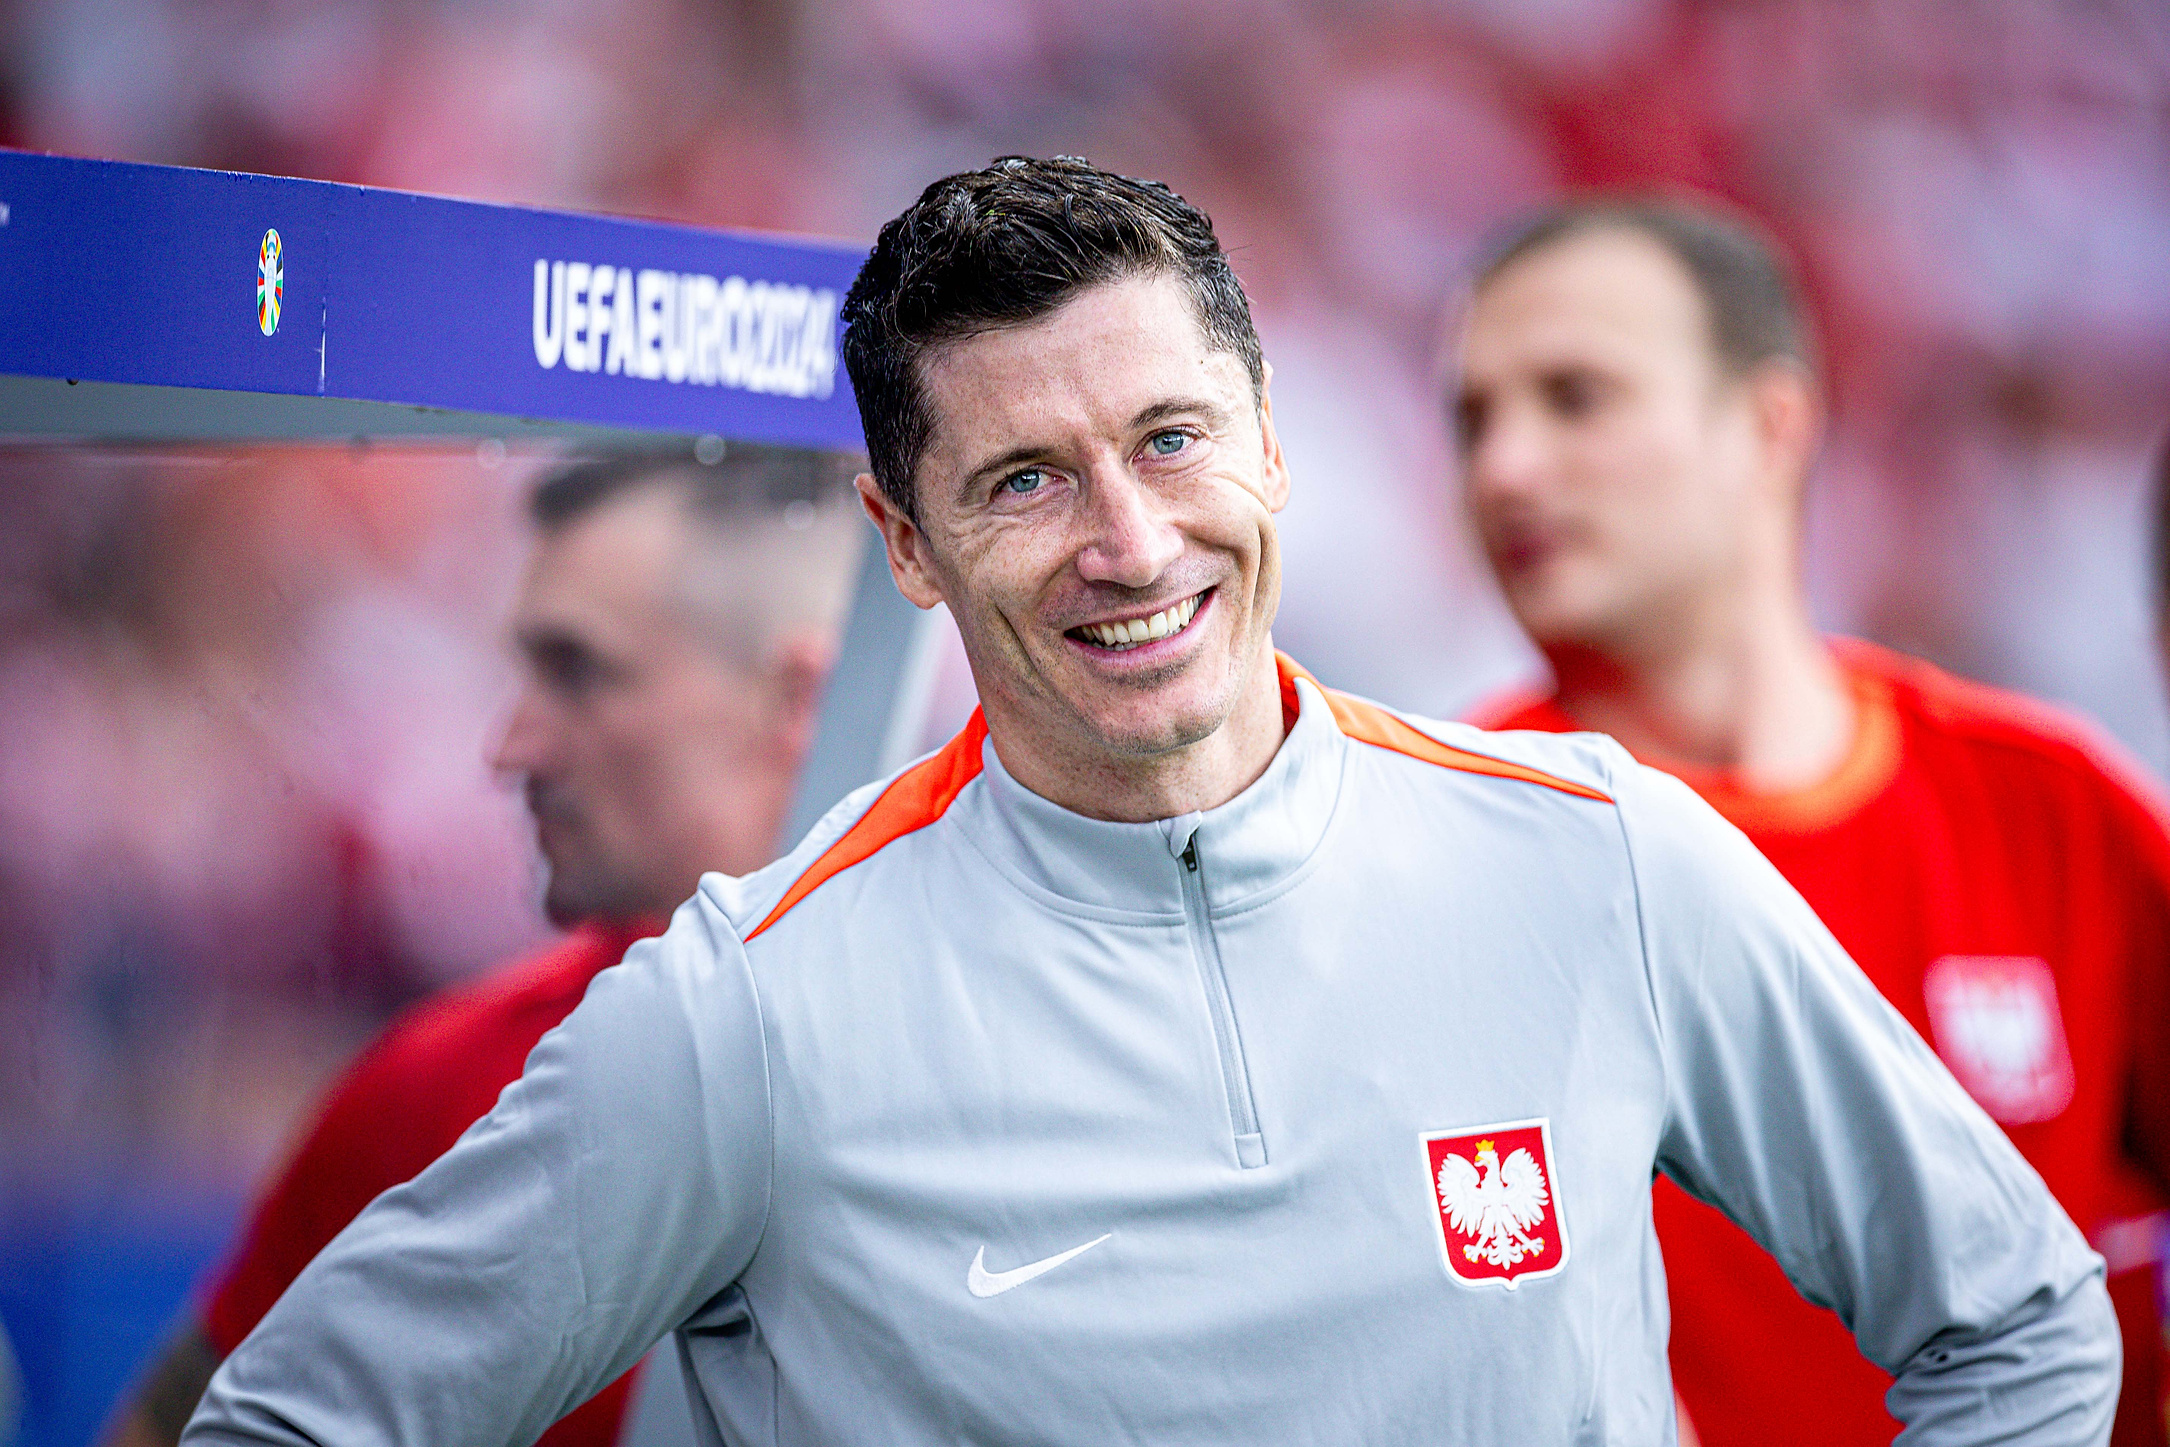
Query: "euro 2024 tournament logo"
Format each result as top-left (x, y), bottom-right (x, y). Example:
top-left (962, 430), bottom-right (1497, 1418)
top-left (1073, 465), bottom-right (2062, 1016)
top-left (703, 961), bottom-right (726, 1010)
top-left (257, 229), bottom-right (283, 337)
top-left (1421, 1117), bottom-right (1569, 1290)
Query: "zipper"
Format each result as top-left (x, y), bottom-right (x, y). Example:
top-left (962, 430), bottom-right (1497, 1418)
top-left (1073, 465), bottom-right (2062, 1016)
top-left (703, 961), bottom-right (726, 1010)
top-left (1178, 832), bottom-right (1267, 1169)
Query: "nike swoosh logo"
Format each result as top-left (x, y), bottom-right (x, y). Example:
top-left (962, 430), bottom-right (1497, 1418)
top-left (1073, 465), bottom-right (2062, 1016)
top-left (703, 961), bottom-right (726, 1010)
top-left (966, 1233), bottom-right (1112, 1298)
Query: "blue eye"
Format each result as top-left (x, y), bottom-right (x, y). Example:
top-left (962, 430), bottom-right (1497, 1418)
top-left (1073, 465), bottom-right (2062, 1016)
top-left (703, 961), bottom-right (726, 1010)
top-left (1148, 431), bottom-right (1188, 456)
top-left (1000, 468), bottom-right (1046, 496)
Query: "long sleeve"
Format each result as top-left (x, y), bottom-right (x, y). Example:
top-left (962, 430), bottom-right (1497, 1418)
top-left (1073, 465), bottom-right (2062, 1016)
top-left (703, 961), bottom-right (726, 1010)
top-left (180, 887), bottom-right (772, 1447)
top-left (1615, 758), bottom-right (2120, 1446)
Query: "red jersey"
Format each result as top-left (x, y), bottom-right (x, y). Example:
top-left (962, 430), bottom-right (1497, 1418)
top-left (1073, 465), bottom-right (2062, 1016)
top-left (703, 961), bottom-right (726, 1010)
top-left (202, 921), bottom-right (657, 1447)
top-left (1476, 640), bottom-right (2170, 1447)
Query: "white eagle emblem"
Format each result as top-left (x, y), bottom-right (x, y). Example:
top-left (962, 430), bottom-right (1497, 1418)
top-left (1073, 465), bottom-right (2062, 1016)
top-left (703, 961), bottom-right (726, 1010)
top-left (1436, 1137), bottom-right (1549, 1269)
top-left (1922, 956), bottom-right (2074, 1124)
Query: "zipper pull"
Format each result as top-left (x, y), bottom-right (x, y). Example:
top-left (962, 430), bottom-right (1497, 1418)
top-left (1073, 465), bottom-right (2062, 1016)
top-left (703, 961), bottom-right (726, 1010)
top-left (1181, 836), bottom-right (1199, 872)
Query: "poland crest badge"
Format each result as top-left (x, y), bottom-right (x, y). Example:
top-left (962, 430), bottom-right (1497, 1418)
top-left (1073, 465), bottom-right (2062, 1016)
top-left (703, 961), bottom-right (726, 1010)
top-left (1421, 1117), bottom-right (1568, 1290)
top-left (1922, 955), bottom-right (2074, 1124)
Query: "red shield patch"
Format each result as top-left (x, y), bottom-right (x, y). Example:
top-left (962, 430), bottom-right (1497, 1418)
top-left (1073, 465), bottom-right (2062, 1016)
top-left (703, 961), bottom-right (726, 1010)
top-left (1922, 955), bottom-right (2074, 1124)
top-left (1420, 1117), bottom-right (1568, 1290)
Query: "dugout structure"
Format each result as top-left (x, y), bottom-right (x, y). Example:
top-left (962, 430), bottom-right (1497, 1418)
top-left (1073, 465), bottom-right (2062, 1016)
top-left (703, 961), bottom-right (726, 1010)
top-left (0, 146), bottom-right (946, 1447)
top-left (0, 148), bottom-right (943, 845)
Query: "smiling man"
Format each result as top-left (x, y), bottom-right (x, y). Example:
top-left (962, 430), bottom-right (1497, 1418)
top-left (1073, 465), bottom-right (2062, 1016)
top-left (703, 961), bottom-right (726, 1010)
top-left (852, 241), bottom-right (1288, 821)
top-left (184, 158), bottom-right (2116, 1447)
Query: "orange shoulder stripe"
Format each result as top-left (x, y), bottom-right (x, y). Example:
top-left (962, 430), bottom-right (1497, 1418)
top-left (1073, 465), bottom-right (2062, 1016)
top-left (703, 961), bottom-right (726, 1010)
top-left (1277, 652), bottom-right (1613, 804)
top-left (745, 710), bottom-right (990, 941)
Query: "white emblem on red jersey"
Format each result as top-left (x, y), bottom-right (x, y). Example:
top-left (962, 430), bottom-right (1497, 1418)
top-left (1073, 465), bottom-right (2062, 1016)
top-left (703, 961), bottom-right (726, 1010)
top-left (1420, 1118), bottom-right (1568, 1289)
top-left (1922, 955), bottom-right (2074, 1124)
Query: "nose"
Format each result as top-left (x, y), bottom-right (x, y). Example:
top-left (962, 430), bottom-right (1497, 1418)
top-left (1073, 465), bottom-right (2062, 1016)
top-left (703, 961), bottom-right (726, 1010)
top-left (1074, 467), bottom-right (1183, 590)
top-left (490, 688), bottom-right (554, 779)
top-left (1463, 393), bottom-right (1558, 504)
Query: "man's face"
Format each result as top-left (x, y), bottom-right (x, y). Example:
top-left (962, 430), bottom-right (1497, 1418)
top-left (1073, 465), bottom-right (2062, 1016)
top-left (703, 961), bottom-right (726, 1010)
top-left (877, 273), bottom-right (1289, 770)
top-left (493, 488), bottom-right (782, 926)
top-left (1455, 228), bottom-right (1765, 651)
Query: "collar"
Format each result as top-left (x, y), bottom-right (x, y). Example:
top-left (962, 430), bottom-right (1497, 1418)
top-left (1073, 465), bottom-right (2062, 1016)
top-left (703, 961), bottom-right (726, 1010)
top-left (1474, 640), bottom-right (1904, 837)
top-left (1669, 660), bottom-right (1901, 836)
top-left (951, 664), bottom-right (1350, 920)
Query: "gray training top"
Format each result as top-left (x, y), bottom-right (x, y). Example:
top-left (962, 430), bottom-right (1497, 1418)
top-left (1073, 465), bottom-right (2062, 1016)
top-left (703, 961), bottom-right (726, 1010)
top-left (185, 666), bottom-right (2117, 1446)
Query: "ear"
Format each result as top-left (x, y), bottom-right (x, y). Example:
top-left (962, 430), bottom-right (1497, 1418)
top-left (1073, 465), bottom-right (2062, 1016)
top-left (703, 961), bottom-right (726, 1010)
top-left (1749, 362), bottom-right (1821, 505)
top-left (765, 627), bottom-right (835, 765)
top-left (1255, 361), bottom-right (1291, 514)
top-left (856, 473), bottom-right (947, 611)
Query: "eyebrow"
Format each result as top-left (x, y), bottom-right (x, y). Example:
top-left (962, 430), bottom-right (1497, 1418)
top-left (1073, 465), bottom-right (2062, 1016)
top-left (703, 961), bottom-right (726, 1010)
top-left (515, 623), bottom-right (590, 665)
top-left (1132, 395), bottom-right (1235, 432)
top-left (955, 395), bottom-right (1238, 497)
top-left (957, 441), bottom-right (1060, 499)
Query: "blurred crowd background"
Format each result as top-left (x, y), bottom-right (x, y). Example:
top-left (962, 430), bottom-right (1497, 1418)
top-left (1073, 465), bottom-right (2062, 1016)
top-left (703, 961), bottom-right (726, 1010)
top-left (0, 0), bottom-right (2166, 1441)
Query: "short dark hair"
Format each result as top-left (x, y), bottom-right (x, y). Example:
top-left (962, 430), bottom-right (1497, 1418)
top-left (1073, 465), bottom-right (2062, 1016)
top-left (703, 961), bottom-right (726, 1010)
top-left (1474, 195), bottom-right (1817, 384)
top-left (840, 155), bottom-right (1264, 523)
top-left (526, 442), bottom-right (864, 669)
top-left (530, 442), bottom-right (857, 531)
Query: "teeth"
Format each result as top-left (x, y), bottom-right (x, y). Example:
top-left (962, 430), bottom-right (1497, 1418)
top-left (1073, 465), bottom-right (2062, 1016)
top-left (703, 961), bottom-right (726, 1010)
top-left (1078, 593), bottom-right (1203, 651)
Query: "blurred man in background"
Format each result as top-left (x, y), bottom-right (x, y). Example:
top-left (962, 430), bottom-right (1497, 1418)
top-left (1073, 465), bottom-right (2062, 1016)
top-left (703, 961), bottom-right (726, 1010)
top-left (1454, 196), bottom-right (2170, 1446)
top-left (100, 446), bottom-right (860, 1447)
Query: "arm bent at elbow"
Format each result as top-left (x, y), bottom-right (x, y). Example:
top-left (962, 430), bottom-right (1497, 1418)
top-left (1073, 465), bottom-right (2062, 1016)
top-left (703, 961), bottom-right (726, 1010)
top-left (1616, 758), bottom-right (2119, 1444)
top-left (1887, 1274), bottom-right (2119, 1447)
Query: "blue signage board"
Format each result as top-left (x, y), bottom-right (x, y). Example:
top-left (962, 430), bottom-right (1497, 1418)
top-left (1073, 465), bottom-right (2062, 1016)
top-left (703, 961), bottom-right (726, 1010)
top-left (0, 150), bottom-right (869, 448)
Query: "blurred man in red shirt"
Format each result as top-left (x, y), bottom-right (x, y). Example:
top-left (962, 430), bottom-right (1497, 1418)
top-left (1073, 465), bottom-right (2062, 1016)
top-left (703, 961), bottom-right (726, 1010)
top-left (103, 447), bottom-right (860, 1447)
top-left (1452, 197), bottom-right (2170, 1446)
